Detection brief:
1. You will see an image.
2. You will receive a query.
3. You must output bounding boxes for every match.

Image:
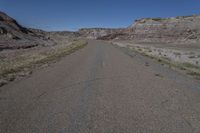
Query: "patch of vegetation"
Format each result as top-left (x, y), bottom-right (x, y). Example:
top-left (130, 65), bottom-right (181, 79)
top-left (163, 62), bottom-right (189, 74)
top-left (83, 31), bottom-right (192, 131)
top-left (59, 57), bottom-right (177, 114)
top-left (158, 59), bottom-right (162, 62)
top-left (188, 52), bottom-right (195, 55)
top-left (131, 46), bottom-right (200, 80)
top-left (171, 62), bottom-right (200, 79)
top-left (187, 71), bottom-right (200, 76)
top-left (181, 63), bottom-right (200, 69)
top-left (33, 41), bottom-right (87, 65)
top-left (0, 40), bottom-right (88, 86)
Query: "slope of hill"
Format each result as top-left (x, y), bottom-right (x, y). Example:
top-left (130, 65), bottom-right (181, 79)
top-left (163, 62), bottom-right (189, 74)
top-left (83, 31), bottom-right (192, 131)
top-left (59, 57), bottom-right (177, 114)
top-left (0, 11), bottom-right (50, 50)
top-left (78, 28), bottom-right (123, 39)
top-left (0, 11), bottom-right (29, 35)
top-left (0, 11), bottom-right (81, 51)
top-left (1, 10), bottom-right (200, 47)
top-left (0, 11), bottom-right (87, 86)
top-left (99, 15), bottom-right (200, 44)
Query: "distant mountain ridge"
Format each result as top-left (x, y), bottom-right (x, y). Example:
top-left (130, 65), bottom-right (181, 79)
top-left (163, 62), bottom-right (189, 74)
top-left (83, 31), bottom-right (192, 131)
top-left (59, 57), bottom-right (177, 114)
top-left (99, 14), bottom-right (200, 43)
top-left (1, 10), bottom-right (200, 48)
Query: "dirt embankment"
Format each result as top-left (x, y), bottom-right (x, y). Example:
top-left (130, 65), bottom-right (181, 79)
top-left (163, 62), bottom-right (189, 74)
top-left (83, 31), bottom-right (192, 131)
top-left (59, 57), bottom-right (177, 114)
top-left (0, 11), bottom-right (87, 87)
top-left (112, 41), bottom-right (200, 79)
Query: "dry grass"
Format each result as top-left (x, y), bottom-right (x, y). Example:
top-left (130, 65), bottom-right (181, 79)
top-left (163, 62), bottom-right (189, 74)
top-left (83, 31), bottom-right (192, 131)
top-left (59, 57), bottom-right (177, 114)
top-left (124, 45), bottom-right (200, 79)
top-left (0, 40), bottom-right (87, 85)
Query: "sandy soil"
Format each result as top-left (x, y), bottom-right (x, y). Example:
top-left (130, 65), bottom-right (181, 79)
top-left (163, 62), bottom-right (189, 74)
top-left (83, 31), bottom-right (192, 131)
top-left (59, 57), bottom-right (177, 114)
top-left (113, 40), bottom-right (200, 79)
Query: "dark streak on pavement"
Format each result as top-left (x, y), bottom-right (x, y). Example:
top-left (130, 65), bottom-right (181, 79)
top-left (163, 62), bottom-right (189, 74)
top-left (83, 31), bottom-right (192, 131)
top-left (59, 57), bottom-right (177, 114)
top-left (0, 40), bottom-right (200, 133)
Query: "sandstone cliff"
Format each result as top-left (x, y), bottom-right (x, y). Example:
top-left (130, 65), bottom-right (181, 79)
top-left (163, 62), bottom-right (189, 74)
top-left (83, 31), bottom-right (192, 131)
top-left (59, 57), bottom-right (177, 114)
top-left (99, 15), bottom-right (200, 44)
top-left (78, 28), bottom-right (123, 39)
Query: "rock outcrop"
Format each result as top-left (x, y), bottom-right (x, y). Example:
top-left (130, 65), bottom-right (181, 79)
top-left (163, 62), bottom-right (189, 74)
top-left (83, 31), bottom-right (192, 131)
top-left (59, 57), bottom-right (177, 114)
top-left (0, 11), bottom-right (80, 50)
top-left (0, 11), bottom-right (29, 35)
top-left (0, 11), bottom-right (46, 50)
top-left (1, 10), bottom-right (200, 48)
top-left (128, 15), bottom-right (200, 43)
top-left (78, 28), bottom-right (123, 39)
top-left (99, 15), bottom-right (200, 44)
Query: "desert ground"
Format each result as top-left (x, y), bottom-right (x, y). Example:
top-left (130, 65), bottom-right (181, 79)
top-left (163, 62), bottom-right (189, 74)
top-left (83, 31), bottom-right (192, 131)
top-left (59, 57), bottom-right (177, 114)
top-left (1, 40), bottom-right (200, 133)
top-left (112, 41), bottom-right (200, 80)
top-left (0, 11), bottom-right (200, 133)
top-left (0, 38), bottom-right (87, 87)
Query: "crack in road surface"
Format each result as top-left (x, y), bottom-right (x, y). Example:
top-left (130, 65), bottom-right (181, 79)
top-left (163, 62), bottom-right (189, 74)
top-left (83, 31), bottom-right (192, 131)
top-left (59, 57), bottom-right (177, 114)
top-left (0, 40), bottom-right (200, 133)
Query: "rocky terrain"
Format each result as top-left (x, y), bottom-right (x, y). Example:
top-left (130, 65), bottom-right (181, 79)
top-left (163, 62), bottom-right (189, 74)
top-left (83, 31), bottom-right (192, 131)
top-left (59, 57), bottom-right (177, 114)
top-left (0, 11), bottom-right (80, 51)
top-left (1, 10), bottom-right (200, 132)
top-left (2, 10), bottom-right (199, 46)
top-left (99, 15), bottom-right (200, 44)
top-left (108, 15), bottom-right (200, 79)
top-left (0, 11), bottom-right (86, 86)
top-left (0, 11), bottom-right (48, 50)
top-left (78, 28), bottom-right (123, 39)
top-left (98, 14), bottom-right (200, 79)
top-left (0, 10), bottom-right (200, 85)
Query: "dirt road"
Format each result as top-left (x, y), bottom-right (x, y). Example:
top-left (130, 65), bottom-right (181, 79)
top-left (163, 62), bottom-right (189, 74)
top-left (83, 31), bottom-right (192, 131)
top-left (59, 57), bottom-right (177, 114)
top-left (0, 40), bottom-right (200, 133)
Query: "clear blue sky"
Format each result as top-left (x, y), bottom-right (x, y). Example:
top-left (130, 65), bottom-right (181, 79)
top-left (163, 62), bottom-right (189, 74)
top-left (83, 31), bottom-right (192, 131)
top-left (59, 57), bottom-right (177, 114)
top-left (0, 0), bottom-right (200, 31)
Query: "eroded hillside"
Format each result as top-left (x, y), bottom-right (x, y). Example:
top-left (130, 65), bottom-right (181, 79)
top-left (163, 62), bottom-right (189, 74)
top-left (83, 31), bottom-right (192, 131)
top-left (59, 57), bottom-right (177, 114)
top-left (99, 15), bottom-right (200, 44)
